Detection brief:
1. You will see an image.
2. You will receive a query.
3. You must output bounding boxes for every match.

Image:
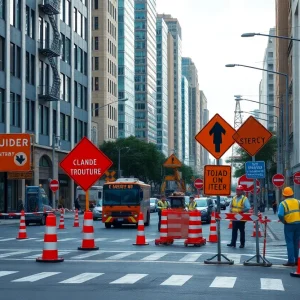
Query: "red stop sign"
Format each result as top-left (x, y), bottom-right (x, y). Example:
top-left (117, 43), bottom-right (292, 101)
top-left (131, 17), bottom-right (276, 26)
top-left (293, 172), bottom-right (300, 185)
top-left (50, 179), bottom-right (59, 193)
top-left (194, 178), bottom-right (203, 189)
top-left (272, 174), bottom-right (285, 188)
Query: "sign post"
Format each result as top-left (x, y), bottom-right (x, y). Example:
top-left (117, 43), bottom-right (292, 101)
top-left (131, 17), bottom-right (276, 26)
top-left (195, 114), bottom-right (235, 265)
top-left (49, 179), bottom-right (59, 209)
top-left (233, 116), bottom-right (272, 267)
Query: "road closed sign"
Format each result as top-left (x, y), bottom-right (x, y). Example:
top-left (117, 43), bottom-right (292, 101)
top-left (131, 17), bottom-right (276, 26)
top-left (203, 165), bottom-right (232, 196)
top-left (0, 134), bottom-right (31, 171)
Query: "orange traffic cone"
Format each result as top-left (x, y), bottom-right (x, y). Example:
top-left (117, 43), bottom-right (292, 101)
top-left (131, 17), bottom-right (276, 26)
top-left (228, 220), bottom-right (233, 229)
top-left (184, 210), bottom-right (206, 246)
top-left (58, 208), bottom-right (65, 229)
top-left (291, 241), bottom-right (300, 278)
top-left (155, 209), bottom-right (173, 245)
top-left (208, 211), bottom-right (218, 243)
top-left (133, 212), bottom-right (149, 246)
top-left (78, 211), bottom-right (99, 250)
top-left (36, 213), bottom-right (64, 263)
top-left (251, 221), bottom-right (262, 237)
top-left (73, 209), bottom-right (80, 227)
top-left (16, 210), bottom-right (28, 239)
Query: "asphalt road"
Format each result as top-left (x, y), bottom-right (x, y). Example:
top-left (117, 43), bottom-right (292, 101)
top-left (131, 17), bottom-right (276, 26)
top-left (0, 208), bottom-right (297, 299)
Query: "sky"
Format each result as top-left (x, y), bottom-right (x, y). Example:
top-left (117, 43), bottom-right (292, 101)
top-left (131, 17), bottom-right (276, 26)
top-left (156, 0), bottom-right (275, 162)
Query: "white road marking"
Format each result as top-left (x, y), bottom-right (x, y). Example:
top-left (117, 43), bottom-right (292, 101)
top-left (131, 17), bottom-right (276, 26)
top-left (209, 276), bottom-right (237, 288)
top-left (141, 252), bottom-right (168, 261)
top-left (58, 238), bottom-right (78, 242)
top-left (12, 272), bottom-right (60, 282)
top-left (0, 251), bottom-right (31, 258)
top-left (261, 278), bottom-right (284, 291)
top-left (70, 250), bottom-right (103, 259)
top-left (0, 271), bottom-right (18, 278)
top-left (226, 254), bottom-right (242, 264)
top-left (160, 275), bottom-right (192, 286)
top-left (17, 238), bottom-right (38, 242)
top-left (179, 253), bottom-right (202, 262)
top-left (34, 239), bottom-right (44, 242)
top-left (146, 239), bottom-right (155, 243)
top-left (0, 238), bottom-right (16, 242)
top-left (59, 273), bottom-right (104, 284)
top-left (94, 238), bottom-right (108, 242)
top-left (111, 239), bottom-right (130, 243)
top-left (105, 252), bottom-right (136, 260)
top-left (110, 274), bottom-right (148, 284)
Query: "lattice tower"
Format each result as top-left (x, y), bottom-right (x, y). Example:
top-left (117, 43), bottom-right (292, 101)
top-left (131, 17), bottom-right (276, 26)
top-left (231, 99), bottom-right (243, 168)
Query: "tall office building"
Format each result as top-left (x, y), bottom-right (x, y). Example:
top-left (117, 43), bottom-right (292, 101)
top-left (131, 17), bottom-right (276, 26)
top-left (156, 16), bottom-right (168, 156)
top-left (134, 0), bottom-right (157, 143)
top-left (200, 90), bottom-right (209, 169)
top-left (158, 14), bottom-right (182, 160)
top-left (118, 0), bottom-right (135, 138)
top-left (259, 28), bottom-right (276, 132)
top-left (203, 108), bottom-right (210, 166)
top-left (182, 57), bottom-right (201, 174)
top-left (92, 0), bottom-right (118, 144)
top-left (181, 76), bottom-right (189, 165)
top-left (0, 0), bottom-right (92, 212)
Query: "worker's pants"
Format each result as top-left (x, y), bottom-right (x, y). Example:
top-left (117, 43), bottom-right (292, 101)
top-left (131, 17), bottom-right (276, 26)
top-left (231, 221), bottom-right (245, 246)
top-left (284, 223), bottom-right (300, 263)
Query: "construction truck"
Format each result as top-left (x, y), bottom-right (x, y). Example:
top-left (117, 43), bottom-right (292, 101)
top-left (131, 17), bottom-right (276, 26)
top-left (161, 168), bottom-right (186, 195)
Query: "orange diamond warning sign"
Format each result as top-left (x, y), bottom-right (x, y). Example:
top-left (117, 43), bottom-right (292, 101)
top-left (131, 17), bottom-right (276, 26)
top-left (163, 154), bottom-right (182, 168)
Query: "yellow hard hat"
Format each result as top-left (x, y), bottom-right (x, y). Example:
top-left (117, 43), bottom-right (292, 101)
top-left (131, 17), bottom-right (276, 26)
top-left (282, 187), bottom-right (294, 197)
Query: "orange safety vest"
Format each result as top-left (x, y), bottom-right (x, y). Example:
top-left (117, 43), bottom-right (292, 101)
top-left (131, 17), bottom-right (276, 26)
top-left (282, 198), bottom-right (300, 224)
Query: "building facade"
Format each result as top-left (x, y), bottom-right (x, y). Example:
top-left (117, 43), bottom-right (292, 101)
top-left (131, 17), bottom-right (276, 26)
top-left (0, 0), bottom-right (92, 212)
top-left (158, 14), bottom-right (182, 160)
top-left (181, 76), bottom-right (189, 165)
top-left (92, 0), bottom-right (118, 145)
top-left (118, 0), bottom-right (135, 138)
top-left (134, 0), bottom-right (157, 143)
top-left (156, 16), bottom-right (168, 156)
top-left (200, 90), bottom-right (209, 169)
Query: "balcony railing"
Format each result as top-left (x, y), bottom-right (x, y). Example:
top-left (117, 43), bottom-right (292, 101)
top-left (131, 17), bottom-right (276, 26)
top-left (38, 85), bottom-right (60, 102)
top-left (39, 0), bottom-right (60, 15)
top-left (38, 39), bottom-right (61, 57)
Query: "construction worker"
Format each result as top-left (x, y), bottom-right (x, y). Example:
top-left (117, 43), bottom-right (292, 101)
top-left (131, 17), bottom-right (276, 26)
top-left (157, 195), bottom-right (169, 231)
top-left (227, 185), bottom-right (250, 248)
top-left (278, 187), bottom-right (300, 267)
top-left (187, 196), bottom-right (197, 211)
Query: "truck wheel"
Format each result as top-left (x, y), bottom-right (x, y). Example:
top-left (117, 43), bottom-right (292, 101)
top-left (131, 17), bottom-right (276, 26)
top-left (105, 223), bottom-right (111, 228)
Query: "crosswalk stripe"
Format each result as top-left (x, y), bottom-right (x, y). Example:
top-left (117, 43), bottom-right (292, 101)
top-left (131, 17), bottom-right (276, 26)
top-left (141, 252), bottom-right (168, 261)
top-left (0, 271), bottom-right (19, 277)
top-left (71, 250), bottom-right (103, 259)
top-left (0, 238), bottom-right (16, 242)
top-left (105, 252), bottom-right (136, 260)
top-left (179, 253), bottom-right (202, 262)
top-left (94, 238), bottom-right (108, 242)
top-left (160, 275), bottom-right (192, 286)
top-left (209, 276), bottom-right (237, 288)
top-left (17, 238), bottom-right (38, 242)
top-left (110, 274), bottom-right (148, 284)
top-left (34, 239), bottom-right (44, 242)
top-left (24, 251), bottom-right (72, 259)
top-left (226, 254), bottom-right (242, 264)
top-left (146, 239), bottom-right (155, 243)
top-left (261, 278), bottom-right (284, 291)
top-left (0, 251), bottom-right (31, 258)
top-left (111, 239), bottom-right (130, 243)
top-left (59, 273), bottom-right (104, 284)
top-left (12, 272), bottom-right (61, 282)
top-left (58, 238), bottom-right (78, 242)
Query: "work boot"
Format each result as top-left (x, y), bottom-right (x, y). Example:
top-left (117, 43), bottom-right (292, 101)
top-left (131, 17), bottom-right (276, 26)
top-left (239, 245), bottom-right (244, 248)
top-left (227, 243), bottom-right (236, 248)
top-left (282, 262), bottom-right (295, 267)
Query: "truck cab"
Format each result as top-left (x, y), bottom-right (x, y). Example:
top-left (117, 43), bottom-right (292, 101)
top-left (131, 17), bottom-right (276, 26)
top-left (24, 186), bottom-right (52, 225)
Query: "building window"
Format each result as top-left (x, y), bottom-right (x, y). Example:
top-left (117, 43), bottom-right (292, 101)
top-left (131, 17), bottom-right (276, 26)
top-left (0, 88), bottom-right (5, 123)
top-left (66, 0), bottom-right (70, 26)
top-left (30, 10), bottom-right (35, 39)
top-left (73, 8), bottom-right (77, 32)
top-left (10, 0), bottom-right (15, 26)
top-left (26, 52), bottom-right (30, 82)
top-left (16, 46), bottom-right (21, 78)
top-left (39, 105), bottom-right (49, 135)
top-left (10, 93), bottom-right (21, 127)
top-left (95, 0), bottom-right (98, 9)
top-left (31, 54), bottom-right (35, 84)
top-left (60, 113), bottom-right (71, 141)
top-left (94, 17), bottom-right (99, 30)
top-left (25, 6), bottom-right (30, 35)
top-left (95, 77), bottom-right (99, 90)
top-left (25, 99), bottom-right (35, 131)
top-left (0, 0), bottom-right (4, 20)
top-left (95, 37), bottom-right (99, 50)
top-left (95, 57), bottom-right (99, 70)
top-left (10, 43), bottom-right (15, 76)
top-left (16, 0), bottom-right (21, 29)
top-left (0, 36), bottom-right (4, 71)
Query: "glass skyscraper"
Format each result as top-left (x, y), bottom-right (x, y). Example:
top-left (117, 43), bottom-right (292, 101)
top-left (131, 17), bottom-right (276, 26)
top-left (182, 76), bottom-right (189, 165)
top-left (118, 0), bottom-right (135, 138)
top-left (156, 17), bottom-right (168, 156)
top-left (134, 0), bottom-right (157, 143)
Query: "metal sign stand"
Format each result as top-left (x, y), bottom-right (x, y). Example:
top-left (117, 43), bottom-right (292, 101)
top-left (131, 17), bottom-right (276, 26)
top-left (243, 156), bottom-right (272, 267)
top-left (204, 159), bottom-right (233, 265)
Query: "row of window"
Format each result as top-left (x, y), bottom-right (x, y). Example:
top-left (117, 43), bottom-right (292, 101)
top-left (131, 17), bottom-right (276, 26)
top-left (10, 0), bottom-right (21, 30)
top-left (61, 34), bottom-right (71, 65)
top-left (74, 44), bottom-right (88, 75)
top-left (92, 56), bottom-right (100, 71)
top-left (108, 104), bottom-right (117, 121)
top-left (25, 6), bottom-right (35, 39)
top-left (26, 52), bottom-right (35, 85)
top-left (108, 58), bottom-right (117, 77)
top-left (60, 0), bottom-right (71, 26)
top-left (108, 19), bottom-right (117, 40)
top-left (108, 125), bottom-right (117, 139)
top-left (94, 37), bottom-right (99, 50)
top-left (74, 7), bottom-right (87, 40)
top-left (74, 81), bottom-right (88, 110)
top-left (10, 42), bottom-right (21, 78)
top-left (108, 38), bottom-right (117, 58)
top-left (108, 0), bottom-right (117, 22)
top-left (108, 79), bottom-right (117, 96)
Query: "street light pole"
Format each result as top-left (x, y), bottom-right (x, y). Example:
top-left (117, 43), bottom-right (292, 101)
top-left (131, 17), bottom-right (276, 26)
top-left (52, 134), bottom-right (60, 209)
top-left (117, 146), bottom-right (129, 179)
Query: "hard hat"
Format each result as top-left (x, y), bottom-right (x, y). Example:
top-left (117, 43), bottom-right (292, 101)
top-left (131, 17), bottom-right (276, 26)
top-left (236, 185), bottom-right (244, 191)
top-left (282, 187), bottom-right (294, 197)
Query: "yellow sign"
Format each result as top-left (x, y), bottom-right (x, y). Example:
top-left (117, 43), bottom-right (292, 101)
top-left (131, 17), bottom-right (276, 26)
top-left (203, 165), bottom-right (231, 196)
top-left (105, 170), bottom-right (116, 182)
top-left (8, 171), bottom-right (33, 180)
top-left (163, 154), bottom-right (182, 168)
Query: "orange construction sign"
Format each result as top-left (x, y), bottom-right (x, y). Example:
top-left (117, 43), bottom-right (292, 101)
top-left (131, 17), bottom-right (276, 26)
top-left (233, 116), bottom-right (273, 156)
top-left (163, 153), bottom-right (182, 168)
top-left (0, 134), bottom-right (31, 172)
top-left (203, 165), bottom-right (231, 196)
top-left (195, 114), bottom-right (236, 159)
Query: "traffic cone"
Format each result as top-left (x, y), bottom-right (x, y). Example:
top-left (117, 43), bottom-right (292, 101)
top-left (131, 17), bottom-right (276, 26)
top-left (78, 211), bottom-right (99, 251)
top-left (36, 213), bottom-right (64, 263)
top-left (291, 241), bottom-right (300, 278)
top-left (251, 221), bottom-right (262, 237)
top-left (58, 208), bottom-right (65, 229)
top-left (73, 209), bottom-right (80, 227)
top-left (184, 210), bottom-right (206, 246)
top-left (133, 212), bottom-right (149, 245)
top-left (155, 209), bottom-right (173, 245)
top-left (208, 211), bottom-right (218, 243)
top-left (228, 220), bottom-right (233, 229)
top-left (16, 210), bottom-right (28, 240)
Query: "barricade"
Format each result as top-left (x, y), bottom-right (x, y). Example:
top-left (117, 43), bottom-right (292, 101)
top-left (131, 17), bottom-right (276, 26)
top-left (155, 210), bottom-right (174, 245)
top-left (73, 209), bottom-right (80, 227)
top-left (133, 212), bottom-right (148, 246)
top-left (16, 210), bottom-right (28, 239)
top-left (208, 211), bottom-right (217, 243)
top-left (251, 221), bottom-right (262, 237)
top-left (58, 208), bottom-right (65, 229)
top-left (184, 210), bottom-right (206, 247)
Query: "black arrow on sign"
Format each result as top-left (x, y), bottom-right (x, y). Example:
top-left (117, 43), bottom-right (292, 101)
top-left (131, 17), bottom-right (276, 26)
top-left (16, 155), bottom-right (25, 165)
top-left (209, 122), bottom-right (226, 152)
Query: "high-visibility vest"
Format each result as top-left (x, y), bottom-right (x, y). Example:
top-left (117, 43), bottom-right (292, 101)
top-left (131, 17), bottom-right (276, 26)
top-left (281, 198), bottom-right (300, 223)
top-left (231, 196), bottom-right (246, 213)
top-left (188, 201), bottom-right (197, 211)
top-left (157, 200), bottom-right (168, 211)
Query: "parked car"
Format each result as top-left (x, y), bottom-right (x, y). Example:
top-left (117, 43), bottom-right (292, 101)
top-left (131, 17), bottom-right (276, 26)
top-left (220, 197), bottom-right (227, 210)
top-left (150, 198), bottom-right (158, 213)
top-left (93, 200), bottom-right (103, 220)
top-left (194, 197), bottom-right (215, 224)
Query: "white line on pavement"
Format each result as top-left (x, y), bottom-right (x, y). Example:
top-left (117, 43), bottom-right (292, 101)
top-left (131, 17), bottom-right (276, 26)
top-left (12, 272), bottom-right (61, 282)
top-left (111, 239), bottom-right (130, 243)
top-left (70, 250), bottom-right (103, 259)
top-left (59, 273), bottom-right (104, 284)
top-left (226, 254), bottom-right (242, 264)
top-left (110, 274), bottom-right (148, 284)
top-left (58, 238), bottom-right (78, 242)
top-left (260, 278), bottom-right (284, 291)
top-left (209, 276), bottom-right (237, 288)
top-left (17, 238), bottom-right (38, 242)
top-left (0, 238), bottom-right (16, 242)
top-left (105, 252), bottom-right (136, 260)
top-left (141, 252), bottom-right (168, 261)
top-left (179, 253), bottom-right (202, 262)
top-left (160, 275), bottom-right (192, 286)
top-left (0, 251), bottom-right (31, 258)
top-left (0, 271), bottom-right (18, 277)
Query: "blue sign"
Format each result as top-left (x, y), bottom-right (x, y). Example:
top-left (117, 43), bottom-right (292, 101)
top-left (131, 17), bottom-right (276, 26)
top-left (245, 161), bottom-right (265, 179)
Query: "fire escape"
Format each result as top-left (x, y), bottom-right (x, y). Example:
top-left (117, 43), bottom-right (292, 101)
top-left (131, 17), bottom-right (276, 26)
top-left (38, 0), bottom-right (61, 101)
